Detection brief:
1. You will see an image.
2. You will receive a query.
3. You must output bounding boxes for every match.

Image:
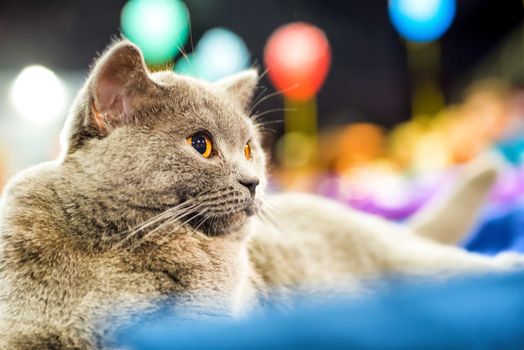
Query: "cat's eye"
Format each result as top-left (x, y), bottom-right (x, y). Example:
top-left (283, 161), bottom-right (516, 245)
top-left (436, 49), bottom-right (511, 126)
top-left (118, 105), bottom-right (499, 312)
top-left (187, 132), bottom-right (213, 158)
top-left (244, 143), bottom-right (252, 160)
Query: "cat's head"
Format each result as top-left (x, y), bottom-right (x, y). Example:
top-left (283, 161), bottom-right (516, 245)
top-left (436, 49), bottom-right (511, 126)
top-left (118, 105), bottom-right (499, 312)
top-left (61, 40), bottom-right (267, 236)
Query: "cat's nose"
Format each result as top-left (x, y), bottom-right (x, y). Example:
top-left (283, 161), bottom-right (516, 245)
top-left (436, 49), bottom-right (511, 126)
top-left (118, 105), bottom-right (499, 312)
top-left (239, 178), bottom-right (259, 196)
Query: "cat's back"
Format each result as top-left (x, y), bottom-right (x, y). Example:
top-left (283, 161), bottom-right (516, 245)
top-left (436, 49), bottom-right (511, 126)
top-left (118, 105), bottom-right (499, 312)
top-left (0, 161), bottom-right (76, 279)
top-left (0, 163), bottom-right (154, 348)
top-left (0, 160), bottom-right (64, 226)
top-left (249, 192), bottom-right (404, 291)
top-left (0, 161), bottom-right (93, 347)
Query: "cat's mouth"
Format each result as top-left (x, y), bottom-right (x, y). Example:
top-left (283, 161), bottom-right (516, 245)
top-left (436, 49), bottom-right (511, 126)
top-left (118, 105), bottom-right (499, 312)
top-left (230, 204), bottom-right (256, 221)
top-left (190, 203), bottom-right (256, 236)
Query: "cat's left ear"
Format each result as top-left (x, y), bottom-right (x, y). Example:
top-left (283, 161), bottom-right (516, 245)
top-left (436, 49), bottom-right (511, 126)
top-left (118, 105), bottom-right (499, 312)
top-left (89, 40), bottom-right (157, 133)
top-left (216, 69), bottom-right (258, 111)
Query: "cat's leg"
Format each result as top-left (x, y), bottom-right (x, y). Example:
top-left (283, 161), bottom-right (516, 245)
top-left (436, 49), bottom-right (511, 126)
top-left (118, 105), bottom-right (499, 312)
top-left (371, 225), bottom-right (523, 278)
top-left (257, 192), bottom-right (523, 284)
top-left (408, 153), bottom-right (500, 245)
top-left (333, 199), bottom-right (524, 278)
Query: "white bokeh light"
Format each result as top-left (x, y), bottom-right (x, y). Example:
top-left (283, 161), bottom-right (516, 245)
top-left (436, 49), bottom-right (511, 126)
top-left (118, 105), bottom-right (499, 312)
top-left (10, 65), bottom-right (67, 124)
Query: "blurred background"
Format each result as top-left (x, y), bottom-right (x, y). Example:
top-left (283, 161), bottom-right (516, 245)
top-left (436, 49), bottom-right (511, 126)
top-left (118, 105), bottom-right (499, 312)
top-left (6, 3), bottom-right (524, 346)
top-left (3, 0), bottom-right (524, 241)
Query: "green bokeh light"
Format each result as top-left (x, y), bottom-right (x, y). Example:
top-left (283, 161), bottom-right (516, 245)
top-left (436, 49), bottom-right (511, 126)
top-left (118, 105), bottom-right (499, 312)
top-left (174, 53), bottom-right (199, 77)
top-left (121, 0), bottom-right (189, 64)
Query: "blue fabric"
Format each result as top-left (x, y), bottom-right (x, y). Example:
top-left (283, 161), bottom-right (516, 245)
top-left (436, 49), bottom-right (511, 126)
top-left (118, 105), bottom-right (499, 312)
top-left (114, 190), bottom-right (524, 349)
top-left (115, 272), bottom-right (524, 350)
top-left (463, 202), bottom-right (524, 255)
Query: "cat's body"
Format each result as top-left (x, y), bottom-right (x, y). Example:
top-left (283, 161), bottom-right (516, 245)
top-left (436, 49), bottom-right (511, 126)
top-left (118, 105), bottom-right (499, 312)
top-left (0, 40), bottom-right (521, 349)
top-left (0, 160), bottom-right (259, 347)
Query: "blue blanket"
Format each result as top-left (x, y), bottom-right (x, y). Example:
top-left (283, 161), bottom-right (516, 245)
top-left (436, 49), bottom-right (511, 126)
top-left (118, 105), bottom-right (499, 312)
top-left (464, 201), bottom-right (524, 255)
top-left (115, 272), bottom-right (524, 349)
top-left (114, 198), bottom-right (524, 349)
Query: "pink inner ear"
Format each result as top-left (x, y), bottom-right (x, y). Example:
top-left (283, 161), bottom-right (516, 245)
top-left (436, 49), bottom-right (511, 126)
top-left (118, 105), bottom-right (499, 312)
top-left (95, 75), bottom-right (126, 120)
top-left (90, 42), bottom-right (151, 131)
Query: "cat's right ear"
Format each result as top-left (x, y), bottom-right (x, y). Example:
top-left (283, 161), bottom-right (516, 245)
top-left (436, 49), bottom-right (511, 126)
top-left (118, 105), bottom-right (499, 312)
top-left (216, 69), bottom-right (258, 111)
top-left (88, 40), bottom-right (155, 134)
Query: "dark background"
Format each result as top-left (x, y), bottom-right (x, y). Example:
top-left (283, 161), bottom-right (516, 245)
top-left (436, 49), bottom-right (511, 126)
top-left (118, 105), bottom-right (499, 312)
top-left (1, 0), bottom-right (522, 129)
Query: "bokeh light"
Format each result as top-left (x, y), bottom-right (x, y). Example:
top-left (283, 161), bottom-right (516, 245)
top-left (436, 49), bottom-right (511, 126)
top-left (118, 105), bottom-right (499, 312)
top-left (194, 28), bottom-right (250, 81)
top-left (389, 0), bottom-right (456, 42)
top-left (10, 65), bottom-right (67, 124)
top-left (121, 0), bottom-right (189, 64)
top-left (3, 0), bottom-right (524, 228)
top-left (276, 132), bottom-right (315, 169)
top-left (264, 22), bottom-right (331, 101)
top-left (335, 124), bottom-right (385, 172)
top-left (174, 53), bottom-right (198, 77)
top-left (175, 28), bottom-right (250, 81)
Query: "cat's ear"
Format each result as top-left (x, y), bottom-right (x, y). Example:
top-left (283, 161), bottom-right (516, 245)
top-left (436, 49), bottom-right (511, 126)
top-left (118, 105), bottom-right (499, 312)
top-left (216, 69), bottom-right (258, 111)
top-left (89, 40), bottom-right (155, 133)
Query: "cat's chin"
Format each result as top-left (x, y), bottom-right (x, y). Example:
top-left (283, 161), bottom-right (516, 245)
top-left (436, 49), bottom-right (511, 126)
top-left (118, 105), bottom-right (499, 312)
top-left (193, 208), bottom-right (254, 237)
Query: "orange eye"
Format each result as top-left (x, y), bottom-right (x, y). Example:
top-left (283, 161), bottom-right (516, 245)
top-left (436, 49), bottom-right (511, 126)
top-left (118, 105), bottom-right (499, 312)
top-left (187, 132), bottom-right (213, 158)
top-left (244, 143), bottom-right (252, 160)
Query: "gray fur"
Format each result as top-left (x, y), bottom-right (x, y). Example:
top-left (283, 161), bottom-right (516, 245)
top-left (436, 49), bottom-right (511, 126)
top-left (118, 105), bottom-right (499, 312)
top-left (1, 40), bottom-right (522, 349)
top-left (0, 40), bottom-right (265, 348)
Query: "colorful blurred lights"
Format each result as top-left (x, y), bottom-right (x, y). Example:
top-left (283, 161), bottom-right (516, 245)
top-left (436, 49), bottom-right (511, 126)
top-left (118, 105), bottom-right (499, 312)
top-left (264, 22), bottom-right (331, 101)
top-left (397, 0), bottom-right (440, 21)
top-left (174, 53), bottom-right (198, 77)
top-left (389, 0), bottom-right (456, 42)
top-left (191, 28), bottom-right (250, 81)
top-left (121, 0), bottom-right (189, 64)
top-left (10, 65), bottom-right (66, 124)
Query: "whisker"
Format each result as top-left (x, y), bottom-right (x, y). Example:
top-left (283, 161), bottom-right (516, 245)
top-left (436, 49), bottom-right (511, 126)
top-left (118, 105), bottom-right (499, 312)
top-left (248, 84), bottom-right (299, 115)
top-left (257, 67), bottom-right (270, 84)
top-left (156, 211), bottom-right (205, 247)
top-left (256, 127), bottom-right (278, 135)
top-left (251, 108), bottom-right (296, 120)
top-left (177, 39), bottom-right (190, 64)
top-left (251, 86), bottom-right (269, 111)
top-left (131, 202), bottom-right (191, 231)
top-left (132, 202), bottom-right (205, 249)
top-left (193, 210), bottom-right (212, 232)
top-left (112, 200), bottom-right (197, 249)
top-left (259, 207), bottom-right (282, 230)
top-left (263, 202), bottom-right (296, 231)
top-left (137, 201), bottom-right (193, 226)
top-left (247, 68), bottom-right (270, 111)
top-left (255, 119), bottom-right (284, 127)
top-left (186, 6), bottom-right (195, 55)
top-left (253, 207), bottom-right (284, 243)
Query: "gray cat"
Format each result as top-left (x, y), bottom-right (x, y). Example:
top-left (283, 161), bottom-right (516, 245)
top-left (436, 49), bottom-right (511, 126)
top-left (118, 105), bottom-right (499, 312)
top-left (0, 40), bottom-right (521, 349)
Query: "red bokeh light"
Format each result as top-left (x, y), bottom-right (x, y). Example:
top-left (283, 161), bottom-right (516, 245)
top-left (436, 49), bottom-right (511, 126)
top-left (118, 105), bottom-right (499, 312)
top-left (264, 22), bottom-right (331, 101)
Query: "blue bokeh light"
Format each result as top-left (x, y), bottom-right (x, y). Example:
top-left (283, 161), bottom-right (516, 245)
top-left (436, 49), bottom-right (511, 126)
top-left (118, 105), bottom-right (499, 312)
top-left (389, 0), bottom-right (456, 43)
top-left (175, 28), bottom-right (250, 81)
